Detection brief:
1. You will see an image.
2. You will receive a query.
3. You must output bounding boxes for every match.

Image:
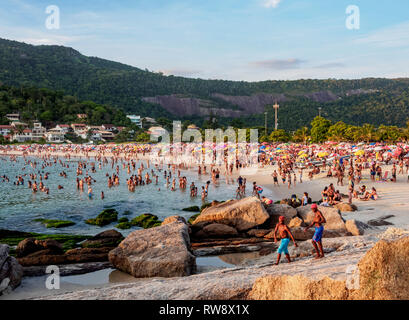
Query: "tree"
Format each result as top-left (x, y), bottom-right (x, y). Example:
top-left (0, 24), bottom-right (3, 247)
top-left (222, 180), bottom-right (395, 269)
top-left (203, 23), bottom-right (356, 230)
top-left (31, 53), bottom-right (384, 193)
top-left (345, 126), bottom-right (362, 142)
top-left (376, 125), bottom-right (402, 143)
top-left (135, 132), bottom-right (150, 142)
top-left (292, 126), bottom-right (310, 144)
top-left (361, 124), bottom-right (375, 142)
top-left (269, 129), bottom-right (291, 142)
top-left (327, 121), bottom-right (348, 142)
top-left (310, 116), bottom-right (331, 143)
top-left (230, 118), bottom-right (244, 128)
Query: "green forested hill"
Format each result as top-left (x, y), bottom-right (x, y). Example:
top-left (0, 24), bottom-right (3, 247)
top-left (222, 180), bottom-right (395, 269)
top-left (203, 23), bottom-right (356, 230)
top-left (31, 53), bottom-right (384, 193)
top-left (0, 84), bottom-right (132, 128)
top-left (1, 37), bottom-right (409, 130)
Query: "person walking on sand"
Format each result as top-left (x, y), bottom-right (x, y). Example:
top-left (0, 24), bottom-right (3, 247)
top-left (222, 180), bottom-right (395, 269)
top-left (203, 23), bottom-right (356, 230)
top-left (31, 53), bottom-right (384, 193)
top-left (304, 204), bottom-right (326, 259)
top-left (270, 216), bottom-right (297, 265)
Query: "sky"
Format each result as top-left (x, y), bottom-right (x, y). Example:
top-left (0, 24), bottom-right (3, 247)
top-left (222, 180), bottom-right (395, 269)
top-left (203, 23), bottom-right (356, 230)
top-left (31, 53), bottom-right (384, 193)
top-left (1, 0), bottom-right (409, 81)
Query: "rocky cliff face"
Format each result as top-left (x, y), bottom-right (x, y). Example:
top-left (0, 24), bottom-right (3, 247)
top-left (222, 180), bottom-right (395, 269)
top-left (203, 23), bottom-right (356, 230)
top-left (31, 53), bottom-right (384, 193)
top-left (142, 93), bottom-right (286, 118)
top-left (142, 95), bottom-right (243, 118)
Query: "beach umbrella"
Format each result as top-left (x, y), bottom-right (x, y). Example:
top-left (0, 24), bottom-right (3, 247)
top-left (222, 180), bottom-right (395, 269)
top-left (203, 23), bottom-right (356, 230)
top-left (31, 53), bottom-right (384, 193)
top-left (355, 150), bottom-right (365, 156)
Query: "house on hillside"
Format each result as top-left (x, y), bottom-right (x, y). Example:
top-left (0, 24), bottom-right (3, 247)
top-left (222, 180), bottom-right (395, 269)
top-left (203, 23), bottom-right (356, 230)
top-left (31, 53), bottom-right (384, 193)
top-left (71, 123), bottom-right (87, 133)
top-left (101, 124), bottom-right (116, 132)
top-left (55, 124), bottom-right (71, 134)
top-left (143, 117), bottom-right (157, 126)
top-left (11, 122), bottom-right (28, 129)
top-left (99, 130), bottom-right (115, 141)
top-left (77, 114), bottom-right (88, 120)
top-left (6, 114), bottom-right (20, 122)
top-left (31, 122), bottom-right (46, 141)
top-left (13, 129), bottom-right (32, 143)
top-left (0, 125), bottom-right (13, 136)
top-left (126, 115), bottom-right (142, 128)
top-left (45, 129), bottom-right (65, 143)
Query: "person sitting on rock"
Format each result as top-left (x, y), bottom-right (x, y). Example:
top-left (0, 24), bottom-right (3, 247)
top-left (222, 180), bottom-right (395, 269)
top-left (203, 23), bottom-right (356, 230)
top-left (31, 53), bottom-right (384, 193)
top-left (261, 196), bottom-right (273, 205)
top-left (271, 216), bottom-right (298, 265)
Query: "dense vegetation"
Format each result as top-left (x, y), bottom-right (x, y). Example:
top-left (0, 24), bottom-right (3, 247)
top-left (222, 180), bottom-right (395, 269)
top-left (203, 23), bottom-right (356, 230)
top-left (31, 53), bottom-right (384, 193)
top-left (1, 38), bottom-right (409, 130)
top-left (0, 84), bottom-right (133, 127)
top-left (260, 117), bottom-right (409, 143)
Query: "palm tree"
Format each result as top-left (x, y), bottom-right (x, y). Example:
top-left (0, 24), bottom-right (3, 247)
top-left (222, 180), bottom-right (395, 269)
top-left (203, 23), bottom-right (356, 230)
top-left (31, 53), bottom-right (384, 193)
top-left (293, 126), bottom-right (310, 144)
top-left (361, 124), bottom-right (375, 143)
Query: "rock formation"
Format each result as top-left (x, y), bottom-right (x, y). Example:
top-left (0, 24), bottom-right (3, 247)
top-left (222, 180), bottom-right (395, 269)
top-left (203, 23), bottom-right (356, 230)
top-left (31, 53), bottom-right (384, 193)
top-left (193, 197), bottom-right (270, 232)
top-left (109, 221), bottom-right (196, 278)
top-left (249, 235), bottom-right (409, 300)
top-left (0, 244), bottom-right (23, 295)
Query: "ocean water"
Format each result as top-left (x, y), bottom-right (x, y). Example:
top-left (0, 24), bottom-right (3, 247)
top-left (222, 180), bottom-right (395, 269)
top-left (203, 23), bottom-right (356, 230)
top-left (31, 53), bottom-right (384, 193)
top-left (0, 156), bottom-right (243, 236)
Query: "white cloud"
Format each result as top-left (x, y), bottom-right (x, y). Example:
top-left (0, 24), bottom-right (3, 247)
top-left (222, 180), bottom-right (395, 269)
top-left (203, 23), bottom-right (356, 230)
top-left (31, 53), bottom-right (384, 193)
top-left (263, 0), bottom-right (282, 8)
top-left (354, 21), bottom-right (409, 48)
top-left (250, 58), bottom-right (305, 70)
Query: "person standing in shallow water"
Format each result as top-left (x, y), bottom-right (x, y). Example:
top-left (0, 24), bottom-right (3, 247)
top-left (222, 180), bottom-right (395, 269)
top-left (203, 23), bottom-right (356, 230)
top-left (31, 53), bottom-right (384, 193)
top-left (304, 204), bottom-right (326, 259)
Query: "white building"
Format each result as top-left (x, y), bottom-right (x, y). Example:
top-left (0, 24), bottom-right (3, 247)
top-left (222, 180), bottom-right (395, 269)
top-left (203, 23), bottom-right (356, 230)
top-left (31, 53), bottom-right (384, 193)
top-left (127, 115), bottom-right (142, 128)
top-left (55, 124), bottom-right (70, 134)
top-left (101, 124), bottom-right (116, 132)
top-left (6, 114), bottom-right (20, 122)
top-left (45, 130), bottom-right (65, 143)
top-left (0, 125), bottom-right (12, 136)
top-left (31, 122), bottom-right (47, 141)
top-left (13, 129), bottom-right (32, 142)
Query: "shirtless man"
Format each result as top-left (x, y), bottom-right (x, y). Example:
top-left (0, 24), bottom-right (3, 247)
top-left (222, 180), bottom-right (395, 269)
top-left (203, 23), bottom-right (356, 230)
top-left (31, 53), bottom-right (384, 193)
top-left (270, 216), bottom-right (297, 265)
top-left (304, 204), bottom-right (326, 259)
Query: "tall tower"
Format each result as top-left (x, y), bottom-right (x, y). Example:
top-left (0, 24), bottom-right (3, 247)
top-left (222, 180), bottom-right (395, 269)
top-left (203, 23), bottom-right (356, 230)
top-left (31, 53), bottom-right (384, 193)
top-left (273, 102), bottom-right (279, 130)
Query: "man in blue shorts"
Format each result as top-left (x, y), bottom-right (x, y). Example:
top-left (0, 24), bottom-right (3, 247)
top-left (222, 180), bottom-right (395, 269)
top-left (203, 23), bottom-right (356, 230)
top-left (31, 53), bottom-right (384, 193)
top-left (271, 216), bottom-right (298, 265)
top-left (304, 204), bottom-right (326, 259)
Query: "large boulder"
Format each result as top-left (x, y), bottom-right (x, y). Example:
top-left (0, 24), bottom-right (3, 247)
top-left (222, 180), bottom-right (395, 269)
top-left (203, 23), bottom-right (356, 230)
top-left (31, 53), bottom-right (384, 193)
top-left (345, 220), bottom-right (371, 236)
top-left (0, 244), bottom-right (23, 295)
top-left (296, 205), bottom-right (347, 231)
top-left (16, 238), bottom-right (63, 258)
top-left (288, 217), bottom-right (304, 228)
top-left (109, 221), bottom-right (196, 278)
top-left (247, 229), bottom-right (272, 238)
top-left (249, 275), bottom-right (348, 300)
top-left (81, 229), bottom-right (124, 248)
top-left (194, 223), bottom-right (238, 239)
top-left (334, 203), bottom-right (358, 212)
top-left (162, 216), bottom-right (187, 226)
top-left (351, 235), bottom-right (409, 300)
top-left (265, 204), bottom-right (297, 226)
top-left (17, 247), bottom-right (113, 266)
top-left (193, 197), bottom-right (270, 232)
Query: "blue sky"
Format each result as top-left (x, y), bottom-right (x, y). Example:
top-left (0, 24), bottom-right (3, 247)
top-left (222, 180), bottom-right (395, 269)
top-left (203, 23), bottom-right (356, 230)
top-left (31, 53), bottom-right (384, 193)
top-left (1, 0), bottom-right (409, 81)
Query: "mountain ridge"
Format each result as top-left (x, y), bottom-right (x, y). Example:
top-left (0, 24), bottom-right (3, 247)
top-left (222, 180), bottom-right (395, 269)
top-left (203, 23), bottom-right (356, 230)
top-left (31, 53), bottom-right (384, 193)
top-left (1, 38), bottom-right (409, 130)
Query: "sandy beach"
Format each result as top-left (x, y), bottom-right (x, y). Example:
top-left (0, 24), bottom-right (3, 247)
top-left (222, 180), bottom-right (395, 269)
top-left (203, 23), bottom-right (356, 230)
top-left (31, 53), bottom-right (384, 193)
top-left (1, 144), bottom-right (409, 300)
